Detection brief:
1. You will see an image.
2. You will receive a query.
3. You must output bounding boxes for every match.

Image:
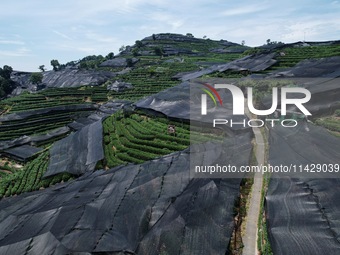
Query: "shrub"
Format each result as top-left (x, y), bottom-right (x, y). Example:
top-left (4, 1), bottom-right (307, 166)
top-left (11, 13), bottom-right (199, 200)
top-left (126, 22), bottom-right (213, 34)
top-left (30, 72), bottom-right (43, 85)
top-left (335, 109), bottom-right (340, 117)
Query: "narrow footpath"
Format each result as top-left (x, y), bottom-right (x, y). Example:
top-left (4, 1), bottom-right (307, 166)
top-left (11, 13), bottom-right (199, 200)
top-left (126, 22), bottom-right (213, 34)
top-left (242, 115), bottom-right (265, 255)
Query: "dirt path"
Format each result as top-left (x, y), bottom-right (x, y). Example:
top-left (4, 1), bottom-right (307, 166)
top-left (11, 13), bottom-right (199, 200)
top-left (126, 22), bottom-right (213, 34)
top-left (242, 113), bottom-right (265, 255)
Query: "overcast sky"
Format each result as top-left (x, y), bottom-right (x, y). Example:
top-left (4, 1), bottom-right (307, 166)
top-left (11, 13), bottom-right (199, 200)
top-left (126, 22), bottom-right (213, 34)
top-left (0, 0), bottom-right (339, 71)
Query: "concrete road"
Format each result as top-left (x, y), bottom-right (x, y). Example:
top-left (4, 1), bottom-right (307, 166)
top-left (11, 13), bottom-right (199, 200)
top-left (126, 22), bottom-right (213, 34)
top-left (242, 122), bottom-right (265, 255)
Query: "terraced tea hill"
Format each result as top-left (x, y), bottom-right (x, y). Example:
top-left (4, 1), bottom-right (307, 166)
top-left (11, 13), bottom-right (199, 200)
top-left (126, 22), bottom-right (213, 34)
top-left (0, 151), bottom-right (73, 197)
top-left (102, 113), bottom-right (218, 168)
top-left (265, 43), bottom-right (340, 72)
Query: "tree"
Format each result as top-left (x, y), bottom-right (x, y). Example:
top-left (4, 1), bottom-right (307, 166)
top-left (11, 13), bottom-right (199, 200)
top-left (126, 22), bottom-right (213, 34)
top-left (0, 67), bottom-right (15, 97)
top-left (126, 58), bottom-right (134, 67)
top-left (0, 79), bottom-right (6, 97)
top-left (29, 72), bottom-right (43, 85)
top-left (135, 40), bottom-right (143, 48)
top-left (152, 34), bottom-right (156, 40)
top-left (79, 62), bottom-right (88, 69)
top-left (203, 35), bottom-right (207, 39)
top-left (50, 59), bottom-right (60, 71)
top-left (186, 33), bottom-right (194, 38)
top-left (0, 65), bottom-right (13, 80)
top-left (266, 39), bottom-right (271, 45)
top-left (0, 65), bottom-right (15, 98)
top-left (0, 77), bottom-right (12, 97)
top-left (119, 45), bottom-right (126, 52)
top-left (241, 40), bottom-right (245, 46)
top-left (154, 47), bottom-right (163, 57)
top-left (106, 52), bottom-right (114, 59)
top-left (132, 48), bottom-right (139, 57)
top-left (39, 65), bottom-right (45, 72)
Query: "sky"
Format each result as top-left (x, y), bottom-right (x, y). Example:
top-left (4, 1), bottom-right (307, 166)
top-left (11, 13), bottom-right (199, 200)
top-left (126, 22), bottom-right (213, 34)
top-left (0, 0), bottom-right (339, 72)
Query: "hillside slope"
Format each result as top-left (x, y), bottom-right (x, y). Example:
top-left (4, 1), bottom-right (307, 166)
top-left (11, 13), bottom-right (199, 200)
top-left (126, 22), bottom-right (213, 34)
top-left (0, 33), bottom-right (340, 254)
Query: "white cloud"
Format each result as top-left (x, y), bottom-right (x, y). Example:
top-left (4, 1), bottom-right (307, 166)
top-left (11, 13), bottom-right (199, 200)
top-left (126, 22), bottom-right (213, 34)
top-left (1, 0), bottom-right (340, 71)
top-left (220, 4), bottom-right (269, 16)
top-left (53, 30), bottom-right (73, 40)
top-left (147, 11), bottom-right (185, 30)
top-left (84, 31), bottom-right (118, 44)
top-left (282, 17), bottom-right (340, 42)
top-left (0, 40), bottom-right (25, 45)
top-left (0, 47), bottom-right (31, 57)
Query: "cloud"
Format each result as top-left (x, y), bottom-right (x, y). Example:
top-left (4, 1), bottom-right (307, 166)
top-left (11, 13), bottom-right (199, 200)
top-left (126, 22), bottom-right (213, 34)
top-left (47, 30), bottom-right (121, 57)
top-left (220, 4), bottom-right (269, 16)
top-left (281, 17), bottom-right (340, 42)
top-left (1, 0), bottom-right (340, 71)
top-left (0, 47), bottom-right (31, 57)
top-left (147, 11), bottom-right (185, 30)
top-left (53, 30), bottom-right (73, 40)
top-left (0, 40), bottom-right (25, 45)
top-left (84, 31), bottom-right (118, 43)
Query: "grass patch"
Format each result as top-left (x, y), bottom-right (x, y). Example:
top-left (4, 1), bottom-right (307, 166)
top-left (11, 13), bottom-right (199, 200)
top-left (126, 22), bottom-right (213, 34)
top-left (315, 113), bottom-right (340, 133)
